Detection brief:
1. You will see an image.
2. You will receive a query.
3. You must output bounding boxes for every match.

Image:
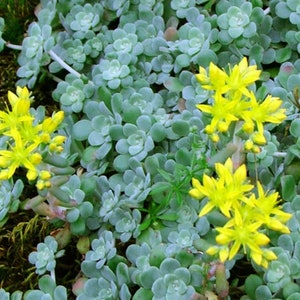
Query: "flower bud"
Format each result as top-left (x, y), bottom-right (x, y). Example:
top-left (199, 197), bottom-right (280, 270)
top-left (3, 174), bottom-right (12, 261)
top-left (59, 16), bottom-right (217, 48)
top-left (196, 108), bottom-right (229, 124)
top-left (52, 135), bottom-right (66, 145)
top-left (252, 145), bottom-right (261, 153)
top-left (44, 181), bottom-right (51, 188)
top-left (218, 121), bottom-right (229, 132)
top-left (252, 132), bottom-right (266, 145)
top-left (40, 133), bottom-right (51, 144)
top-left (39, 170), bottom-right (51, 180)
top-left (36, 180), bottom-right (45, 190)
top-left (27, 169), bottom-right (38, 181)
top-left (205, 124), bottom-right (214, 134)
top-left (206, 246), bottom-right (218, 256)
top-left (211, 133), bottom-right (220, 143)
top-left (263, 249), bottom-right (277, 261)
top-left (30, 153), bottom-right (42, 165)
top-left (244, 140), bottom-right (253, 151)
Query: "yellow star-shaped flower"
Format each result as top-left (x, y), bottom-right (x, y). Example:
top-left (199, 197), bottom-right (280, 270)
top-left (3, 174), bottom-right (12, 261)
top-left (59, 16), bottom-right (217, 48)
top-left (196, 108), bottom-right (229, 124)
top-left (189, 158), bottom-right (253, 218)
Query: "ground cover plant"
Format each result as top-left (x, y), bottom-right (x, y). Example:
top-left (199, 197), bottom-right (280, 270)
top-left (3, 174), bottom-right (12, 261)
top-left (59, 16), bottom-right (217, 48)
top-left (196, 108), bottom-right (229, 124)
top-left (0, 0), bottom-right (300, 299)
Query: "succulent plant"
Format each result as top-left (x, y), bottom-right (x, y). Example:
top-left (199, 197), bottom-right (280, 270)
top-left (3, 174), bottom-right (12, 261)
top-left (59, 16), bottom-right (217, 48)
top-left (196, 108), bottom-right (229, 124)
top-left (81, 230), bottom-right (117, 278)
top-left (109, 208), bottom-right (142, 242)
top-left (114, 123), bottom-right (155, 169)
top-left (64, 3), bottom-right (103, 36)
top-left (217, 2), bottom-right (257, 44)
top-left (1, 0), bottom-right (300, 299)
top-left (171, 0), bottom-right (196, 18)
top-left (53, 73), bottom-right (95, 114)
top-left (93, 58), bottom-right (132, 90)
top-left (104, 27), bottom-right (143, 64)
top-left (16, 0), bottom-right (56, 88)
top-left (24, 275), bottom-right (67, 300)
top-left (0, 289), bottom-right (10, 300)
top-left (54, 174), bottom-right (94, 235)
top-left (151, 258), bottom-right (197, 300)
top-left (0, 17), bottom-right (5, 51)
top-left (98, 185), bottom-right (121, 222)
top-left (77, 264), bottom-right (131, 300)
top-left (28, 235), bottom-right (65, 276)
top-left (275, 0), bottom-right (300, 30)
top-left (0, 179), bottom-right (23, 227)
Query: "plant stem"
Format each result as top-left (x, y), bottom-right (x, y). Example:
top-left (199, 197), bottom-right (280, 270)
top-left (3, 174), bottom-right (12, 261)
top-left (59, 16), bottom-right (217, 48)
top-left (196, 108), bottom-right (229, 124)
top-left (264, 7), bottom-right (270, 15)
top-left (5, 41), bottom-right (22, 50)
top-left (50, 269), bottom-right (56, 284)
top-left (215, 262), bottom-right (229, 299)
top-left (273, 151), bottom-right (287, 157)
top-left (230, 122), bottom-right (245, 169)
top-left (4, 40), bottom-right (87, 81)
top-left (48, 49), bottom-right (94, 85)
top-left (48, 49), bottom-right (82, 78)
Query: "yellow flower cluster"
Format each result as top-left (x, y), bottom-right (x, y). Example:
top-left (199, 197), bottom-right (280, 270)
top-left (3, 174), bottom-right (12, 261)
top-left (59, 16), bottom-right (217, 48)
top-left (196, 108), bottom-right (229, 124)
top-left (196, 58), bottom-right (286, 151)
top-left (0, 87), bottom-right (65, 189)
top-left (189, 158), bottom-right (292, 268)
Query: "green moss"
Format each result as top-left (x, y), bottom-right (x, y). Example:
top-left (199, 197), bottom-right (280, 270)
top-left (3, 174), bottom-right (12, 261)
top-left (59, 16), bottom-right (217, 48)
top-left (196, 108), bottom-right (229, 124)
top-left (0, 212), bottom-right (49, 291)
top-left (0, 0), bottom-right (38, 44)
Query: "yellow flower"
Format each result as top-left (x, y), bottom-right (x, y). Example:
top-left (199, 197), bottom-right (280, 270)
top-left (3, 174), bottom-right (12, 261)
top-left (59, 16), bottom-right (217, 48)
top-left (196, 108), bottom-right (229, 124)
top-left (252, 132), bottom-right (266, 145)
top-left (189, 178), bottom-right (204, 199)
top-left (30, 152), bottom-right (42, 165)
top-left (0, 129), bottom-right (41, 179)
top-left (39, 133), bottom-right (51, 144)
top-left (0, 86), bottom-right (66, 183)
top-left (252, 182), bottom-right (292, 233)
top-left (7, 90), bottom-right (20, 107)
top-left (214, 207), bottom-right (270, 264)
top-left (203, 180), bottom-right (290, 267)
top-left (207, 245), bottom-right (230, 262)
top-left (189, 158), bottom-right (253, 218)
top-left (44, 181), bottom-right (51, 188)
top-left (204, 124), bottom-right (214, 135)
top-left (16, 120), bottom-right (45, 149)
top-left (42, 111), bottom-right (65, 133)
top-left (195, 66), bottom-right (210, 86)
top-left (242, 92), bottom-right (286, 135)
top-left (197, 94), bottom-right (238, 136)
top-left (259, 249), bottom-right (277, 269)
top-left (200, 97), bottom-right (251, 141)
top-left (195, 63), bottom-right (229, 95)
top-left (7, 86), bottom-right (33, 107)
top-left (206, 245), bottom-right (218, 256)
top-left (196, 58), bottom-right (261, 98)
top-left (226, 57), bottom-right (261, 97)
top-left (194, 58), bottom-right (285, 145)
top-left (0, 98), bottom-right (33, 134)
top-left (217, 121), bottom-right (229, 132)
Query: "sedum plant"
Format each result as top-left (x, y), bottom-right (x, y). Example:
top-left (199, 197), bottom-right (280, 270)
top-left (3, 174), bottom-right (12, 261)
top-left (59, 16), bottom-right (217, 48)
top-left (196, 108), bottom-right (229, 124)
top-left (0, 178), bottom-right (23, 227)
top-left (216, 1), bottom-right (258, 45)
top-left (1, 0), bottom-right (300, 299)
top-left (28, 236), bottom-right (65, 280)
top-left (23, 275), bottom-right (67, 300)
